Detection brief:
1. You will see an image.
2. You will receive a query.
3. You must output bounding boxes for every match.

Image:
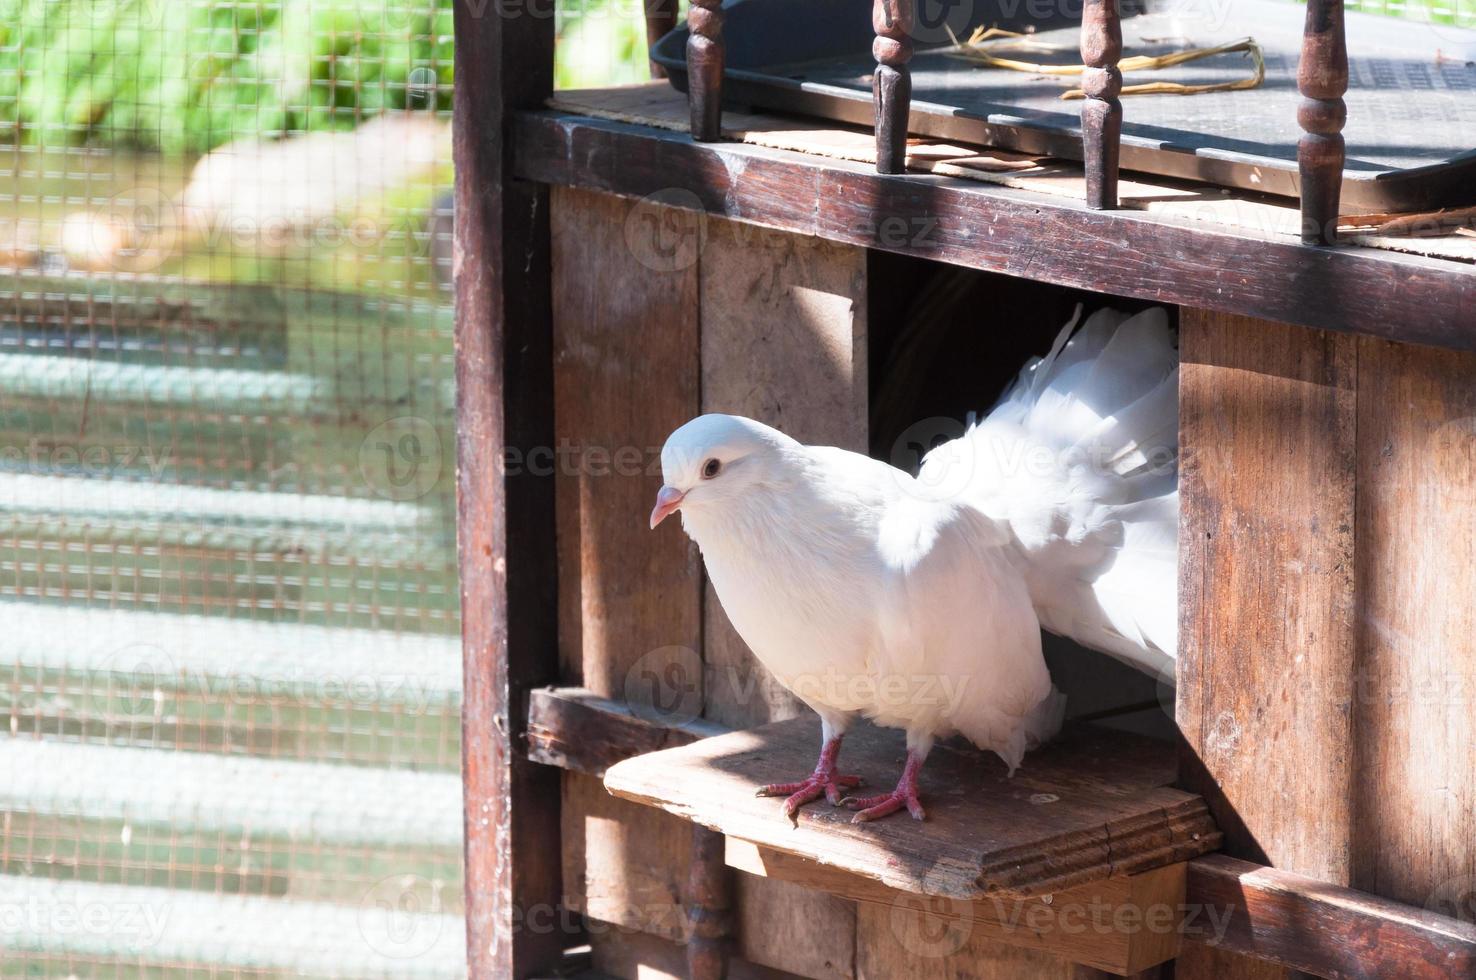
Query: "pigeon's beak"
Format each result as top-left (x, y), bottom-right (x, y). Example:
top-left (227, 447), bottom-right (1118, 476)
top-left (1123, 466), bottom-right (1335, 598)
top-left (649, 485), bottom-right (685, 529)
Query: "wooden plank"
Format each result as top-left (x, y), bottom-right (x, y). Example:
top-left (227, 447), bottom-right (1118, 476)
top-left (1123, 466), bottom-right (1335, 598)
top-left (527, 686), bottom-right (725, 777)
top-left (728, 840), bottom-right (1187, 975)
top-left (696, 217), bottom-right (869, 978)
top-left (551, 185), bottom-right (703, 700)
top-left (452, 1), bottom-right (561, 975)
top-left (605, 716), bottom-right (1219, 901)
top-left (589, 927), bottom-right (807, 980)
top-left (524, 687), bottom-right (1476, 977)
top-left (562, 772), bottom-right (694, 943)
top-left (1176, 310), bottom-right (1358, 980)
top-left (698, 217), bottom-right (869, 730)
top-left (548, 187), bottom-right (706, 976)
top-left (1185, 854), bottom-right (1476, 979)
top-left (513, 111), bottom-right (1476, 352)
top-left (1352, 339), bottom-right (1476, 908)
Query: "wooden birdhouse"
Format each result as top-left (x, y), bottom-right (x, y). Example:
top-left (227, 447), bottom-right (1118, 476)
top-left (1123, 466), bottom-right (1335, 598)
top-left (451, 0), bottom-right (1476, 975)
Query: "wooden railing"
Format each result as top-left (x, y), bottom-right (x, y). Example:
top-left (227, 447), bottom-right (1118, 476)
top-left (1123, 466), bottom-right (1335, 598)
top-left (678, 0), bottom-right (1353, 243)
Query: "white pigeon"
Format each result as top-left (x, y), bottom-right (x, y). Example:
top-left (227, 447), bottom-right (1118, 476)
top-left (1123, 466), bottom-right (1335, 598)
top-left (649, 306), bottom-right (1178, 822)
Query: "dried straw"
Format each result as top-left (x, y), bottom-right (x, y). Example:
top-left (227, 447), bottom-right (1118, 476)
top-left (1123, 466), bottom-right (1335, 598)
top-left (946, 26), bottom-right (1265, 100)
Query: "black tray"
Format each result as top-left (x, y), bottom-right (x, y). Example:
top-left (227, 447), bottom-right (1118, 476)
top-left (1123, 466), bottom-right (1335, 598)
top-left (652, 0), bottom-right (1476, 212)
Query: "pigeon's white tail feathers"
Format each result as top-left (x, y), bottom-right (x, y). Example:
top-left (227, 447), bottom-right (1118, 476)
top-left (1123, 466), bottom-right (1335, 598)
top-left (1025, 686), bottom-right (1068, 749)
top-left (927, 306), bottom-right (1179, 677)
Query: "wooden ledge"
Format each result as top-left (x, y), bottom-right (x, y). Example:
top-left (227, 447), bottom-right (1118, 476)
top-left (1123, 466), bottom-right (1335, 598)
top-left (513, 109), bottom-right (1476, 353)
top-left (602, 715), bottom-right (1221, 901)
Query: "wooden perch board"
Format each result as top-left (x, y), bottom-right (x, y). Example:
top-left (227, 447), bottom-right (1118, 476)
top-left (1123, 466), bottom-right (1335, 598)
top-left (604, 715), bottom-right (1220, 901)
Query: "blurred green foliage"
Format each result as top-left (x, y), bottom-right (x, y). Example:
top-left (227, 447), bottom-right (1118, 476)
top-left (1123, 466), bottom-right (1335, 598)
top-left (0, 0), bottom-right (654, 153)
top-left (0, 0), bottom-right (454, 152)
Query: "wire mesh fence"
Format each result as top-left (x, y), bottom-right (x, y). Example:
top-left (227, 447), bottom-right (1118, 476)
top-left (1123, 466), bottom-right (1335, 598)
top-left (0, 1), bottom-right (642, 976)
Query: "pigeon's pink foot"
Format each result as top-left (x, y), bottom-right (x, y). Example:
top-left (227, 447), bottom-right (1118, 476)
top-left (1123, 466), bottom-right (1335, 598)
top-left (754, 735), bottom-right (861, 819)
top-left (844, 749), bottom-right (927, 823)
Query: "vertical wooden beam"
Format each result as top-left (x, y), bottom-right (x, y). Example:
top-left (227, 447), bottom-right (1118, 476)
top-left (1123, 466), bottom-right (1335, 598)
top-left (872, 0), bottom-right (914, 174)
top-left (699, 219), bottom-right (867, 979)
top-left (687, 0), bottom-right (725, 140)
top-left (1352, 339), bottom-right (1476, 911)
top-left (548, 186), bottom-right (703, 958)
top-left (1296, 0), bottom-right (1348, 245)
top-left (1079, 0), bottom-right (1123, 209)
top-left (645, 0), bottom-right (679, 78)
top-left (452, 1), bottom-right (563, 977)
top-left (1176, 310), bottom-right (1357, 980)
top-left (687, 828), bottom-right (736, 980)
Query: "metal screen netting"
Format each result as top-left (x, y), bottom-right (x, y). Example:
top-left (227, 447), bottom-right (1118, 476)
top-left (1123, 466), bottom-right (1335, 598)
top-left (0, 1), bottom-right (467, 976)
top-left (0, 1), bottom-right (645, 973)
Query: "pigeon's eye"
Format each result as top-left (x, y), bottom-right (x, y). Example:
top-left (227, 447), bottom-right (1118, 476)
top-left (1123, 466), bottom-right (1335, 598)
top-left (702, 458), bottom-right (722, 479)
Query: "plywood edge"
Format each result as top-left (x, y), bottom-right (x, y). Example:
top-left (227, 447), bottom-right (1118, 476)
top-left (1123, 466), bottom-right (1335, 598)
top-left (725, 838), bottom-right (1187, 975)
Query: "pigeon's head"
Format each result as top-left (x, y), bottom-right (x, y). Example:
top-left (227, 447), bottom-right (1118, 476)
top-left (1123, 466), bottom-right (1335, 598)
top-left (650, 414), bottom-right (796, 530)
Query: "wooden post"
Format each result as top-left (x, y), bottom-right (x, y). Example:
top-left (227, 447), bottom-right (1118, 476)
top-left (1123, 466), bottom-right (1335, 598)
top-left (1080, 0), bottom-right (1123, 208)
top-left (645, 0), bottom-right (678, 78)
top-left (685, 828), bottom-right (735, 980)
top-left (452, 1), bottom-right (564, 977)
top-left (872, 0), bottom-right (914, 174)
top-left (687, 0), bottom-right (725, 140)
top-left (1176, 310), bottom-right (1357, 980)
top-left (1297, 0), bottom-right (1347, 245)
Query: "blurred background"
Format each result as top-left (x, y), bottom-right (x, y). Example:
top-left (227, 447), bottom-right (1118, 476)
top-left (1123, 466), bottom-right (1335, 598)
top-left (0, 0), bottom-right (1468, 976)
top-left (0, 1), bottom-right (644, 977)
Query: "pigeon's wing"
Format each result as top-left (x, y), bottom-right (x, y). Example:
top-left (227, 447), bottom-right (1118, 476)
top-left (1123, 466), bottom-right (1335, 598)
top-left (919, 307), bottom-right (1178, 678)
top-left (872, 499), bottom-right (1059, 769)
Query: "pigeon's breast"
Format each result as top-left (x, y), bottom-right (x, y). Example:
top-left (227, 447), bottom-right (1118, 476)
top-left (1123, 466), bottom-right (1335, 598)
top-left (690, 506), bottom-right (888, 711)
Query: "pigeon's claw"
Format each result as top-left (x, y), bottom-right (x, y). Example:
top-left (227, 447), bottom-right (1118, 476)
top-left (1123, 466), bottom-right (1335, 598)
top-left (844, 747), bottom-right (927, 823)
top-left (756, 772), bottom-right (864, 819)
top-left (844, 788), bottom-right (926, 823)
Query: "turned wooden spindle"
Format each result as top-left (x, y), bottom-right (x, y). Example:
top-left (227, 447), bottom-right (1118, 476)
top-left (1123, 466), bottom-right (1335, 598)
top-left (1297, 0), bottom-right (1348, 245)
top-left (872, 0), bottom-right (915, 174)
top-left (645, 0), bottom-right (679, 79)
top-left (1079, 0), bottom-right (1123, 209)
top-left (686, 0), bottom-right (725, 140)
top-left (685, 828), bottom-right (734, 980)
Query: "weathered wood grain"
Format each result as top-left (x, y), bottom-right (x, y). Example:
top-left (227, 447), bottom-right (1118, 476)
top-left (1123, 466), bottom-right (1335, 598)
top-left (527, 686), bottom-right (726, 777)
top-left (563, 771), bottom-right (695, 943)
top-left (1176, 309), bottom-right (1358, 980)
top-left (871, 0), bottom-right (914, 174)
top-left (698, 217), bottom-right (869, 731)
top-left (686, 0), bottom-right (724, 139)
top-left (1296, 0), bottom-right (1348, 244)
top-left (605, 716), bottom-right (1219, 901)
top-left (1079, 0), bottom-right (1123, 208)
top-left (589, 926), bottom-right (809, 980)
top-left (452, 2), bottom-right (561, 975)
top-left (551, 185), bottom-right (703, 701)
top-left (549, 187), bottom-right (705, 977)
top-left (1185, 854), bottom-right (1476, 978)
top-left (513, 111), bottom-right (1476, 352)
top-left (729, 840), bottom-right (1186, 975)
top-left (697, 218), bottom-right (871, 978)
top-left (1352, 339), bottom-right (1476, 912)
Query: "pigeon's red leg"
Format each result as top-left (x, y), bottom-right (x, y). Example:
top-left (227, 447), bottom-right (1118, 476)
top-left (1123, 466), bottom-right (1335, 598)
top-left (844, 749), bottom-right (926, 822)
top-left (755, 735), bottom-right (863, 819)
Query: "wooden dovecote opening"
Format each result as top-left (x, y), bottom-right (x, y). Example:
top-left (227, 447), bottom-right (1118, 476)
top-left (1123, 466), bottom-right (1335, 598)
top-left (453, 2), bottom-right (1476, 977)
